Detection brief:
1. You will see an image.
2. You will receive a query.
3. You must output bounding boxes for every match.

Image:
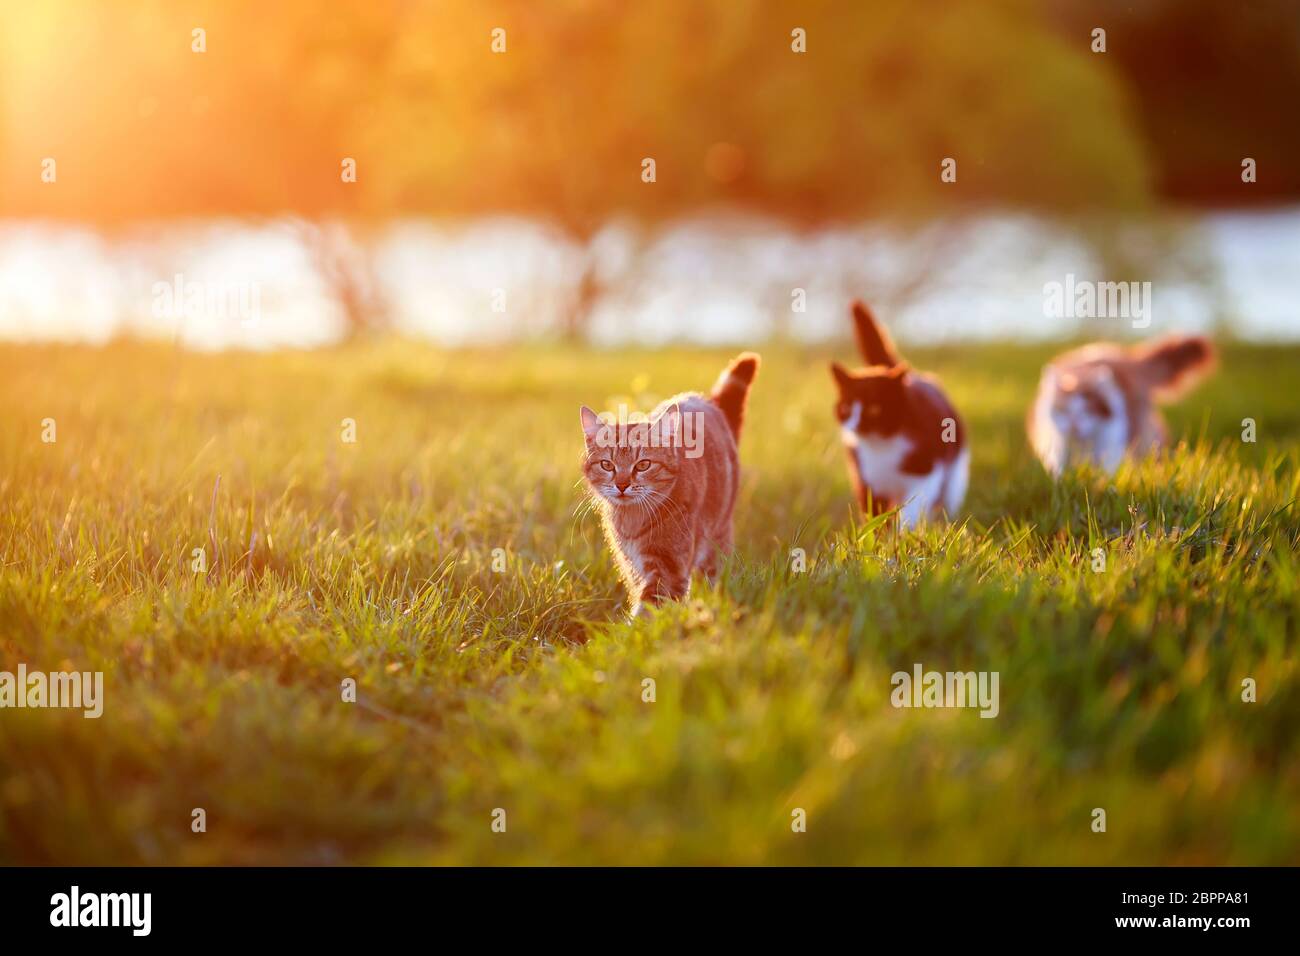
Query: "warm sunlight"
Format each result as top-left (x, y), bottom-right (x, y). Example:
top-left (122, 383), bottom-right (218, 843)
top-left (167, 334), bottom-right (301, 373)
top-left (0, 0), bottom-right (1295, 936)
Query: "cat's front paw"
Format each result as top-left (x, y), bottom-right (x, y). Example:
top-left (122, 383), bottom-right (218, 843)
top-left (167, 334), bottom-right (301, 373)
top-left (629, 582), bottom-right (674, 621)
top-left (628, 600), bottom-right (655, 621)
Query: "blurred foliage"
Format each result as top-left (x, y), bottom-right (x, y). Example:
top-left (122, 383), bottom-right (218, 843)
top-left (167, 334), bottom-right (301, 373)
top-left (0, 0), bottom-right (1163, 228)
top-left (1050, 0), bottom-right (1300, 204)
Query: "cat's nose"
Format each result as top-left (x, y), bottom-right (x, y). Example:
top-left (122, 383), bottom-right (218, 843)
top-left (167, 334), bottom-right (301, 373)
top-left (615, 480), bottom-right (631, 494)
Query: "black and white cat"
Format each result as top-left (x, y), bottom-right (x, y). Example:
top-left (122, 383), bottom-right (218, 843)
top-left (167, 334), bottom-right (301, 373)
top-left (830, 301), bottom-right (968, 528)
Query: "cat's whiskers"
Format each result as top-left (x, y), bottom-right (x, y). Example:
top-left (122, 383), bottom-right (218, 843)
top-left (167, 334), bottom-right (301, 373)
top-left (640, 487), bottom-right (691, 538)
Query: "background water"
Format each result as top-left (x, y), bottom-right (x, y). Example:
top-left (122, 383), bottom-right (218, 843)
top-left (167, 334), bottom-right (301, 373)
top-left (1, 209), bottom-right (1295, 350)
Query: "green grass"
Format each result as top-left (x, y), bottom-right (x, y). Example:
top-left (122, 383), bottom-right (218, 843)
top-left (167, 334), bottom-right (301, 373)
top-left (1, 338), bottom-right (1298, 865)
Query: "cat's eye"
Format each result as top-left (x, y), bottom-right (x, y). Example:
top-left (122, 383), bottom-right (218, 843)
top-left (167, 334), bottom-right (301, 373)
top-left (599, 460), bottom-right (614, 471)
top-left (633, 460), bottom-right (651, 473)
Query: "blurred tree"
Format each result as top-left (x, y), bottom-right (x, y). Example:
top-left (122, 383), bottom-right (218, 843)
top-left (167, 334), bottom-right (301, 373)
top-left (358, 0), bottom-right (1157, 334)
top-left (0, 0), bottom-right (1181, 338)
top-left (360, 1), bottom-right (1152, 212)
top-left (1049, 0), bottom-right (1300, 204)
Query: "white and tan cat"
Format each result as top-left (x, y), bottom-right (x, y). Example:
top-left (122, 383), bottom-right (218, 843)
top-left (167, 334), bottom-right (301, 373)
top-left (1028, 336), bottom-right (1215, 476)
top-left (580, 353), bottom-right (759, 616)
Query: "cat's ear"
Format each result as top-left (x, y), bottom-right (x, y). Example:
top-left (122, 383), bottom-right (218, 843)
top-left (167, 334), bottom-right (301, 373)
top-left (851, 300), bottom-right (901, 367)
top-left (829, 361), bottom-right (854, 390)
top-left (885, 361), bottom-right (911, 380)
top-left (652, 403), bottom-right (681, 447)
top-left (580, 405), bottom-right (604, 442)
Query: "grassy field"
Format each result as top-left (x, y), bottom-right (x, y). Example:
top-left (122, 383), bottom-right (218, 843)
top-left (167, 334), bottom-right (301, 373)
top-left (1, 338), bottom-right (1298, 865)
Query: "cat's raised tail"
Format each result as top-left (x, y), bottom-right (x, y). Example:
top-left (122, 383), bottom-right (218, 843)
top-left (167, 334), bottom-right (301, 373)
top-left (1132, 335), bottom-right (1216, 402)
top-left (710, 352), bottom-right (761, 437)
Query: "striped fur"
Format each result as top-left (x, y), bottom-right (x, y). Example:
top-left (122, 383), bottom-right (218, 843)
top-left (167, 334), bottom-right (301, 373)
top-left (581, 353), bottom-right (760, 616)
